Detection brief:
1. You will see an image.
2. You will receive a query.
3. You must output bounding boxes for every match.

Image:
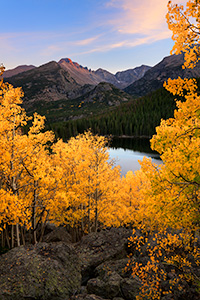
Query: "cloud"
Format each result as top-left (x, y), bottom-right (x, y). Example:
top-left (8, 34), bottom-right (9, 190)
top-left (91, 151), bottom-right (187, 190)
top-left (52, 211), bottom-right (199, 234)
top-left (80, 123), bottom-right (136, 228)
top-left (106, 0), bottom-right (187, 35)
top-left (72, 29), bottom-right (171, 57)
top-left (0, 0), bottom-right (188, 70)
top-left (74, 35), bottom-right (101, 46)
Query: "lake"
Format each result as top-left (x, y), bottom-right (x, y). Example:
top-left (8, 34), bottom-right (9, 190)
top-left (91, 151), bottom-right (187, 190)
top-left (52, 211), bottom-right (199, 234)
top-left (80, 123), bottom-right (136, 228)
top-left (109, 138), bottom-right (162, 176)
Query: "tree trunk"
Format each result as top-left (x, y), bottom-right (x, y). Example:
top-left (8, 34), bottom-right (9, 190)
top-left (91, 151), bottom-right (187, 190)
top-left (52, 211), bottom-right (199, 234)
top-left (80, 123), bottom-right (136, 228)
top-left (21, 226), bottom-right (25, 246)
top-left (32, 180), bottom-right (38, 244)
top-left (11, 225), bottom-right (14, 248)
top-left (16, 223), bottom-right (20, 247)
top-left (1, 230), bottom-right (5, 248)
top-left (39, 221), bottom-right (47, 243)
top-left (94, 188), bottom-right (98, 232)
top-left (88, 196), bottom-right (91, 233)
top-left (5, 226), bottom-right (10, 249)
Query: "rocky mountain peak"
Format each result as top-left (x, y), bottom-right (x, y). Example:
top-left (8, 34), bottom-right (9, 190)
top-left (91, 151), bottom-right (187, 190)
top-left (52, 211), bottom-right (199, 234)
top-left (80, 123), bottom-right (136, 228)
top-left (58, 58), bottom-right (85, 70)
top-left (59, 58), bottom-right (73, 64)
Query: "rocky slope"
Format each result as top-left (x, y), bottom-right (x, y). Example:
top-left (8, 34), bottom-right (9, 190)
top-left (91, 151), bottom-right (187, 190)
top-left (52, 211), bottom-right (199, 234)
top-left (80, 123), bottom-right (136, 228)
top-left (0, 241), bottom-right (81, 300)
top-left (94, 68), bottom-right (122, 88)
top-left (6, 61), bottom-right (81, 106)
top-left (59, 58), bottom-right (151, 89)
top-left (5, 62), bottom-right (135, 122)
top-left (125, 53), bottom-right (200, 97)
top-left (26, 81), bottom-right (134, 123)
top-left (0, 227), bottom-right (137, 300)
top-left (3, 64), bottom-right (36, 78)
top-left (73, 82), bottom-right (133, 107)
top-left (58, 58), bottom-right (102, 86)
top-left (3, 58), bottom-right (150, 123)
top-left (0, 226), bottom-right (199, 300)
top-left (115, 65), bottom-right (151, 89)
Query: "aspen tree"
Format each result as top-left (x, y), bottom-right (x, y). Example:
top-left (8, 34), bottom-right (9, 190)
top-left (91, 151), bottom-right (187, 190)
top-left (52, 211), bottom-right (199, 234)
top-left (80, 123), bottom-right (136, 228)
top-left (52, 131), bottom-right (121, 234)
top-left (0, 69), bottom-right (30, 246)
top-left (128, 2), bottom-right (200, 298)
top-left (20, 113), bottom-right (56, 243)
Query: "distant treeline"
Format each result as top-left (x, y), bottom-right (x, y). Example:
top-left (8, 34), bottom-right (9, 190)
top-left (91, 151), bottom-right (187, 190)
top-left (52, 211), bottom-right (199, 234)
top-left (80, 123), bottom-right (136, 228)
top-left (46, 87), bottom-right (178, 140)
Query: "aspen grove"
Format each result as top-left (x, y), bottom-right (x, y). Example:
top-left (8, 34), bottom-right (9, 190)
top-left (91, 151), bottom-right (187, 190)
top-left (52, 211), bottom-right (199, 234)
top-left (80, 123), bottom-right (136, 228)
top-left (0, 0), bottom-right (200, 297)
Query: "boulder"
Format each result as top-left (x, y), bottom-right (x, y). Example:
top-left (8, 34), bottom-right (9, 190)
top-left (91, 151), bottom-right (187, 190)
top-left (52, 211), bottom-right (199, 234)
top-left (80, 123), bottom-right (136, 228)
top-left (95, 258), bottom-right (131, 279)
top-left (87, 272), bottom-right (122, 298)
top-left (75, 227), bottom-right (132, 284)
top-left (42, 226), bottom-right (72, 243)
top-left (0, 242), bottom-right (81, 300)
top-left (73, 294), bottom-right (110, 300)
top-left (120, 277), bottom-right (141, 300)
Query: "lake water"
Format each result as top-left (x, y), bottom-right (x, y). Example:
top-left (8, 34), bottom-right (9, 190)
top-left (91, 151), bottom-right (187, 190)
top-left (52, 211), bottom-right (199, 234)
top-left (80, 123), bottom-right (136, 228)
top-left (109, 138), bottom-right (162, 176)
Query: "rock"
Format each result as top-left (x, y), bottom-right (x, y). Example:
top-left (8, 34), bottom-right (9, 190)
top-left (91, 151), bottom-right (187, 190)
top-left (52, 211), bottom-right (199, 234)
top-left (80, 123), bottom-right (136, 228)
top-left (85, 295), bottom-right (110, 300)
top-left (75, 227), bottom-right (132, 284)
top-left (73, 294), bottom-right (110, 300)
top-left (0, 242), bottom-right (81, 300)
top-left (87, 272), bottom-right (122, 298)
top-left (95, 258), bottom-right (131, 279)
top-left (120, 277), bottom-right (141, 300)
top-left (42, 226), bottom-right (72, 243)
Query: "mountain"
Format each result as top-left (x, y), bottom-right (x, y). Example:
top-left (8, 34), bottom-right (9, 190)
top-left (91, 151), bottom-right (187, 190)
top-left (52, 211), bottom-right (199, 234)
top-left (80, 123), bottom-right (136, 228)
top-left (58, 58), bottom-right (102, 86)
top-left (6, 53), bottom-right (200, 124)
top-left (58, 58), bottom-right (151, 89)
top-left (27, 81), bottom-right (135, 124)
top-left (72, 82), bottom-right (133, 107)
top-left (4, 58), bottom-right (151, 93)
top-left (3, 65), bottom-right (36, 78)
top-left (5, 61), bottom-right (134, 123)
top-left (115, 65), bottom-right (151, 89)
top-left (94, 68), bottom-right (121, 88)
top-left (6, 61), bottom-right (81, 109)
top-left (125, 53), bottom-right (200, 97)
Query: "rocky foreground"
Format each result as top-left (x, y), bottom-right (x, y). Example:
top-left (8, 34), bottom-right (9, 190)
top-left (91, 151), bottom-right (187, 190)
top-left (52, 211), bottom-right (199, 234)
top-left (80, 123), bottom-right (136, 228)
top-left (0, 226), bottom-right (199, 300)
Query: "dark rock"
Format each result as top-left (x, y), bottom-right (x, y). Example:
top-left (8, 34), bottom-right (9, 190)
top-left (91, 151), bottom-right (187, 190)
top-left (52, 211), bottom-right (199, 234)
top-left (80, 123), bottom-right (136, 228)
top-left (74, 294), bottom-right (110, 300)
top-left (42, 226), bottom-right (72, 243)
top-left (120, 277), bottom-right (141, 300)
top-left (87, 272), bottom-right (122, 298)
top-left (79, 285), bottom-right (88, 295)
top-left (85, 295), bottom-right (110, 300)
top-left (75, 227), bottom-right (132, 284)
top-left (95, 258), bottom-right (131, 279)
top-left (0, 242), bottom-right (81, 300)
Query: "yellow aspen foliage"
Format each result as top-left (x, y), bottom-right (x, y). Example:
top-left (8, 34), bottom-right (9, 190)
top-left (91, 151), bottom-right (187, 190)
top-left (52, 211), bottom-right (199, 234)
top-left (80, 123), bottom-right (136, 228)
top-left (134, 1), bottom-right (200, 231)
top-left (0, 189), bottom-right (20, 229)
top-left (128, 230), bottom-right (200, 300)
top-left (20, 113), bottom-right (57, 242)
top-left (118, 169), bottom-right (151, 228)
top-left (167, 0), bottom-right (200, 69)
top-left (51, 131), bottom-right (121, 232)
top-left (0, 69), bottom-right (58, 244)
top-left (127, 2), bottom-right (200, 298)
top-left (149, 75), bottom-right (200, 230)
top-left (0, 75), bottom-right (31, 229)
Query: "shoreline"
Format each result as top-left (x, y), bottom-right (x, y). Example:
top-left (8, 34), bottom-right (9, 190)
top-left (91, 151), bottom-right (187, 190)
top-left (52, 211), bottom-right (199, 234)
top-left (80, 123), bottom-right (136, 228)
top-left (111, 135), bottom-right (152, 139)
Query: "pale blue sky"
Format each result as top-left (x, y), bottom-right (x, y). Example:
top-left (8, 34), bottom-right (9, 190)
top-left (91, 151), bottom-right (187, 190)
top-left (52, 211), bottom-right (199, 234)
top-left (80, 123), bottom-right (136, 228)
top-left (1, 0), bottom-right (185, 73)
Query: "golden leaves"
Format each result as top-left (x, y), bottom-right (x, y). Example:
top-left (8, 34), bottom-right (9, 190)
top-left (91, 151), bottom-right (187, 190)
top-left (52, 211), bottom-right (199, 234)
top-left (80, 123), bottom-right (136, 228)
top-left (167, 0), bottom-right (200, 68)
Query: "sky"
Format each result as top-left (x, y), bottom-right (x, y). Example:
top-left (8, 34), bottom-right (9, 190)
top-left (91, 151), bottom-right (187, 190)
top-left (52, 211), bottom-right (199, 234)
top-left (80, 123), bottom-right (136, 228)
top-left (1, 0), bottom-right (186, 74)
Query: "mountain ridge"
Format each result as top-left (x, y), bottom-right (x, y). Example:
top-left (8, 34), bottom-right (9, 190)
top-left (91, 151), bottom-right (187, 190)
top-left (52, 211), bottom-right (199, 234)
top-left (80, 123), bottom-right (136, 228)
top-left (124, 53), bottom-right (200, 96)
top-left (4, 53), bottom-right (200, 124)
top-left (4, 58), bottom-right (151, 89)
top-left (3, 65), bottom-right (36, 78)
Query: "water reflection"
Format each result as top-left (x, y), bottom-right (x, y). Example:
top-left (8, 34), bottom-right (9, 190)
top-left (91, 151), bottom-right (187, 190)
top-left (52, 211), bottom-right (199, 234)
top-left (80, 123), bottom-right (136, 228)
top-left (109, 138), bottom-right (162, 176)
